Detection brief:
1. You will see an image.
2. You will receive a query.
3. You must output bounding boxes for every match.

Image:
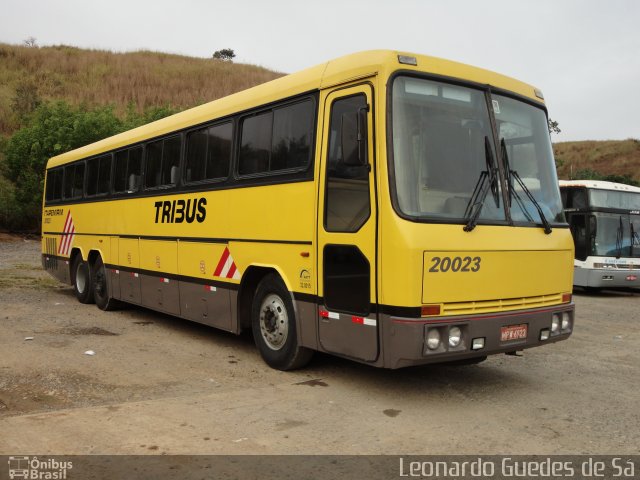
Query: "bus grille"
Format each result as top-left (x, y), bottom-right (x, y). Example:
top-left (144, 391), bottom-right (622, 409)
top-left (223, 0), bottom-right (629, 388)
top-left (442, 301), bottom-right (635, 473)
top-left (441, 293), bottom-right (564, 316)
top-left (44, 237), bottom-right (58, 270)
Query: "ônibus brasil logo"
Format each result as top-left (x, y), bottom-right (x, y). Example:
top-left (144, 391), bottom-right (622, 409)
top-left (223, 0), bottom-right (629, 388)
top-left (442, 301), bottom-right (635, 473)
top-left (7, 456), bottom-right (73, 479)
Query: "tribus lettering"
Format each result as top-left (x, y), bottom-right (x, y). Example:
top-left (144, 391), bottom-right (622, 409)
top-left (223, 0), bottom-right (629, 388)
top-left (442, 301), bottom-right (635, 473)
top-left (154, 198), bottom-right (206, 223)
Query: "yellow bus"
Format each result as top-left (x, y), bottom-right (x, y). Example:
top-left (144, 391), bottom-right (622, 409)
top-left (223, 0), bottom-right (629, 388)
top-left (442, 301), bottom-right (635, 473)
top-left (41, 50), bottom-right (574, 370)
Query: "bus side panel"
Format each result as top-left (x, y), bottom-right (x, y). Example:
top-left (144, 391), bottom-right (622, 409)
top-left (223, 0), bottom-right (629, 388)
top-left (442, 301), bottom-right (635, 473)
top-left (118, 238), bottom-right (141, 304)
top-left (139, 239), bottom-right (180, 316)
top-left (109, 236), bottom-right (121, 300)
top-left (177, 241), bottom-right (233, 331)
top-left (178, 281), bottom-right (233, 331)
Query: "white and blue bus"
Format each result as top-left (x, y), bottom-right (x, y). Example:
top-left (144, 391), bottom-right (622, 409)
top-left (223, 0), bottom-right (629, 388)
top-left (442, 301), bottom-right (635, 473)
top-left (560, 180), bottom-right (640, 290)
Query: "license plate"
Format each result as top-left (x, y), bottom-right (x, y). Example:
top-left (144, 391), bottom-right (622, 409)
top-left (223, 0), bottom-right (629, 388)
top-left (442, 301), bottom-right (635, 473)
top-left (500, 324), bottom-right (528, 342)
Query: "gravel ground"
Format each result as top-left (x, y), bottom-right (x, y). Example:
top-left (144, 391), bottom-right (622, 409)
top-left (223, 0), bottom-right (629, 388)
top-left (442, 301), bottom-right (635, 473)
top-left (0, 235), bottom-right (639, 455)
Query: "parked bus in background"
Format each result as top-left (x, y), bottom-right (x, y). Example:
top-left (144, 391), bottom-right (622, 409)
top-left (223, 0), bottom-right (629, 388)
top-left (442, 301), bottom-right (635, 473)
top-left (560, 180), bottom-right (640, 291)
top-left (42, 50), bottom-right (574, 370)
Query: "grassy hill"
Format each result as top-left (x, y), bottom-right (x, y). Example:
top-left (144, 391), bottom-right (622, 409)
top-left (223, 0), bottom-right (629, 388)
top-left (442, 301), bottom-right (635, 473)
top-left (553, 139), bottom-right (640, 183)
top-left (0, 43), bottom-right (283, 136)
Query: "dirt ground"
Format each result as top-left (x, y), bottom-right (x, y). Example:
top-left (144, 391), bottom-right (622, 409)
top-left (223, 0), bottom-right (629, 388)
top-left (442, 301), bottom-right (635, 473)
top-left (0, 236), bottom-right (639, 455)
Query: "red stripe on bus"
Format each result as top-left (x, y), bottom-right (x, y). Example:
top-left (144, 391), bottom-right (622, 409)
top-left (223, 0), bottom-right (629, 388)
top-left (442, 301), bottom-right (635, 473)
top-left (227, 263), bottom-right (237, 279)
top-left (213, 247), bottom-right (230, 277)
top-left (58, 211), bottom-right (71, 254)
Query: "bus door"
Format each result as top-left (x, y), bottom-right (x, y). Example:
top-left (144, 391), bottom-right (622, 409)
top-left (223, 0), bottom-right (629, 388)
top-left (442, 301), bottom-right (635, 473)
top-left (317, 84), bottom-right (378, 362)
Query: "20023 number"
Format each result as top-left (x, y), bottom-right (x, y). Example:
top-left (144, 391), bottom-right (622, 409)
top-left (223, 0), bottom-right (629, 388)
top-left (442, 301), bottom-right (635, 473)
top-left (429, 256), bottom-right (481, 273)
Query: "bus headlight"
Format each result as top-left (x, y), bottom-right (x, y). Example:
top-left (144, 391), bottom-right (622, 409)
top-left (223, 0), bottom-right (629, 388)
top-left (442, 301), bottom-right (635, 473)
top-left (426, 329), bottom-right (441, 350)
top-left (448, 326), bottom-right (462, 348)
top-left (551, 314), bottom-right (560, 334)
top-left (561, 312), bottom-right (571, 331)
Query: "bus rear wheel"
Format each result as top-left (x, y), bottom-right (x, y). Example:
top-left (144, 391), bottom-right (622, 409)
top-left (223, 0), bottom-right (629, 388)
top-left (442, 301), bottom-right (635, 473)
top-left (92, 256), bottom-right (120, 311)
top-left (251, 274), bottom-right (313, 371)
top-left (72, 255), bottom-right (94, 304)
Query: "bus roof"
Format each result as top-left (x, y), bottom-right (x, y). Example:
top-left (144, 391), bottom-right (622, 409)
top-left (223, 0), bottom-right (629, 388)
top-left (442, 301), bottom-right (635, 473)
top-left (47, 49), bottom-right (543, 169)
top-left (559, 179), bottom-right (640, 193)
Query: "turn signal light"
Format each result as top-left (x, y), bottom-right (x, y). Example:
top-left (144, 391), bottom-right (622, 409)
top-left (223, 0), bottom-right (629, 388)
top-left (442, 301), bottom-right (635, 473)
top-left (562, 293), bottom-right (572, 303)
top-left (421, 304), bottom-right (441, 316)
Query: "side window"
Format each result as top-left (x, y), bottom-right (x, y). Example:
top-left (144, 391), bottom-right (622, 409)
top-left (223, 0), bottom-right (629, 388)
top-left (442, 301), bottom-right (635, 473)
top-left (145, 136), bottom-right (181, 188)
top-left (63, 163), bottom-right (85, 200)
top-left (271, 101), bottom-right (313, 170)
top-left (114, 150), bottom-right (128, 192)
top-left (239, 111), bottom-right (271, 175)
top-left (238, 99), bottom-right (313, 176)
top-left (145, 140), bottom-right (163, 188)
top-left (86, 158), bottom-right (100, 196)
top-left (45, 169), bottom-right (63, 202)
top-left (128, 147), bottom-right (142, 192)
top-left (85, 155), bottom-right (111, 196)
top-left (324, 94), bottom-right (370, 232)
top-left (73, 163), bottom-right (85, 198)
top-left (63, 166), bottom-right (74, 199)
top-left (185, 122), bottom-right (232, 182)
top-left (97, 154), bottom-right (112, 194)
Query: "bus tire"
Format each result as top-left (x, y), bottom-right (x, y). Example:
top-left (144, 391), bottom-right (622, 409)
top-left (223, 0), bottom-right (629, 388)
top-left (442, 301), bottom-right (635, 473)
top-left (92, 255), bottom-right (121, 311)
top-left (251, 273), bottom-right (313, 371)
top-left (72, 254), bottom-right (94, 304)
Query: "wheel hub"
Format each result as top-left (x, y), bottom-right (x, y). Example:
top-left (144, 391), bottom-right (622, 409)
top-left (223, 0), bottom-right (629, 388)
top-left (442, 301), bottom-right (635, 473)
top-left (259, 294), bottom-right (289, 351)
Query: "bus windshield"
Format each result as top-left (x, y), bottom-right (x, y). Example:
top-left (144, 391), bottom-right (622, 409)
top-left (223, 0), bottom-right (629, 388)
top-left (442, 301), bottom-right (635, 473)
top-left (590, 212), bottom-right (640, 258)
top-left (391, 76), bottom-right (564, 225)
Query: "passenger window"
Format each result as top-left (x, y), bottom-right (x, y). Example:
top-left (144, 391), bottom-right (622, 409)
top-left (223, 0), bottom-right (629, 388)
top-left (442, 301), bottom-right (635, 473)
top-left (97, 155), bottom-right (111, 194)
top-left (73, 163), bottom-right (85, 198)
top-left (113, 150), bottom-right (128, 192)
top-left (145, 135), bottom-right (181, 188)
top-left (239, 111), bottom-right (271, 175)
top-left (145, 140), bottom-right (163, 188)
top-left (45, 169), bottom-right (63, 202)
top-left (238, 99), bottom-right (313, 176)
top-left (86, 158), bottom-right (99, 196)
top-left (86, 155), bottom-right (111, 196)
top-left (271, 101), bottom-right (313, 171)
top-left (324, 94), bottom-right (370, 232)
top-left (114, 147), bottom-right (143, 193)
top-left (63, 163), bottom-right (85, 199)
top-left (185, 122), bottom-right (231, 182)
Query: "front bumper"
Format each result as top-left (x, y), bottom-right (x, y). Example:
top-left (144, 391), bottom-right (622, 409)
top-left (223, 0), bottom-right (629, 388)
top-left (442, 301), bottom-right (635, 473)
top-left (575, 267), bottom-right (639, 288)
top-left (382, 304), bottom-right (574, 369)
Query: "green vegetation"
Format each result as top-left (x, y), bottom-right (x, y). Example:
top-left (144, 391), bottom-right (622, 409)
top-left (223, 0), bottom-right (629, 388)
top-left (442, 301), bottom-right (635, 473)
top-left (1, 101), bottom-right (178, 230)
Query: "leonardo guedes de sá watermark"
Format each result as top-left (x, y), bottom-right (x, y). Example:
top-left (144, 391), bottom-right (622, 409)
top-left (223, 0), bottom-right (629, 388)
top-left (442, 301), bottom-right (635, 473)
top-left (398, 457), bottom-right (636, 478)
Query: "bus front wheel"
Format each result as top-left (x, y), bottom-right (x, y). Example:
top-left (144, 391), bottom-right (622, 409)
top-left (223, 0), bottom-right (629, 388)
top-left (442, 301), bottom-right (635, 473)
top-left (251, 273), bottom-right (313, 371)
top-left (72, 255), bottom-right (94, 304)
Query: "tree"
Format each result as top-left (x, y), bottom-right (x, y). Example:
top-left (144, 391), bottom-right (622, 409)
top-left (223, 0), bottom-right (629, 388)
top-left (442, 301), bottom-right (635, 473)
top-left (23, 36), bottom-right (37, 48)
top-left (0, 101), bottom-right (179, 231)
top-left (548, 118), bottom-right (561, 135)
top-left (212, 49), bottom-right (235, 62)
top-left (2, 102), bottom-right (124, 230)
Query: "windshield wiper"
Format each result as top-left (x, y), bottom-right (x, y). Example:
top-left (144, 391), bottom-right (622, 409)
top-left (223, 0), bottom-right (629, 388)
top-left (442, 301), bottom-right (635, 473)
top-left (615, 215), bottom-right (624, 259)
top-left (501, 138), bottom-right (552, 234)
top-left (631, 222), bottom-right (639, 257)
top-left (463, 136), bottom-right (500, 232)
